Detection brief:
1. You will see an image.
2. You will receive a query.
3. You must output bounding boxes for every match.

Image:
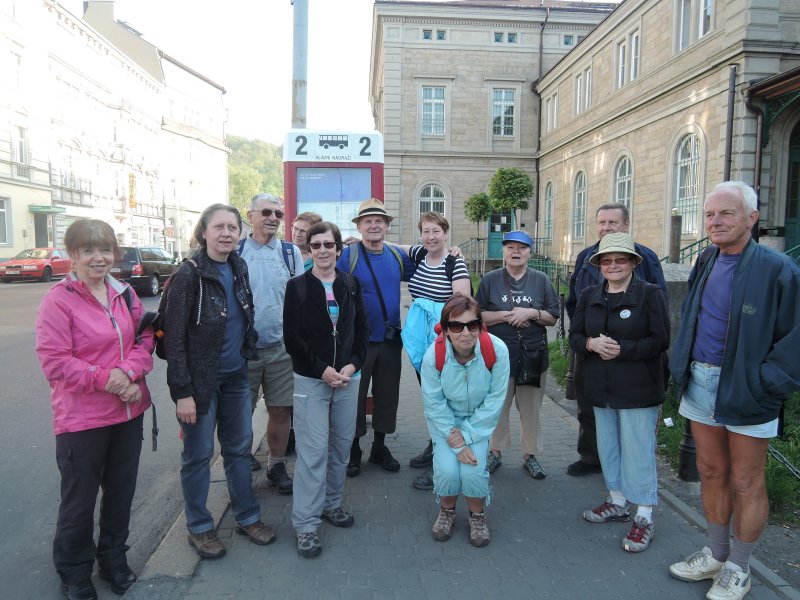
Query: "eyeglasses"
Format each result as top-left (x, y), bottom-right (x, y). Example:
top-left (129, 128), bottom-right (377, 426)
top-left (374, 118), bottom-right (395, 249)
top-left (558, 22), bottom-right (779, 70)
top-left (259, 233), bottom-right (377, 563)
top-left (599, 256), bottom-right (632, 266)
top-left (291, 226), bottom-right (307, 234)
top-left (309, 241), bottom-right (337, 250)
top-left (447, 319), bottom-right (481, 333)
top-left (260, 208), bottom-right (284, 219)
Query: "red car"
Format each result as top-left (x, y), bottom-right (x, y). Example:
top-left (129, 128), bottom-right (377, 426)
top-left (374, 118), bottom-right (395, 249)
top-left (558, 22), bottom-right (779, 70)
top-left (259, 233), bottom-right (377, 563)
top-left (0, 248), bottom-right (71, 283)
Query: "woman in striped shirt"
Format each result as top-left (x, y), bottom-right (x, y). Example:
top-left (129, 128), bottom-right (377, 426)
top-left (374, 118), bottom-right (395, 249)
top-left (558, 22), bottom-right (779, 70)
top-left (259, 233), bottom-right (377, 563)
top-left (400, 212), bottom-right (471, 491)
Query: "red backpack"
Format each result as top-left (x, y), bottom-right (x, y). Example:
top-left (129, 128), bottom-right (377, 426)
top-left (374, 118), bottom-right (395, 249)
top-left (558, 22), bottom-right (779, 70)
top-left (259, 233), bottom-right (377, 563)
top-left (433, 323), bottom-right (496, 372)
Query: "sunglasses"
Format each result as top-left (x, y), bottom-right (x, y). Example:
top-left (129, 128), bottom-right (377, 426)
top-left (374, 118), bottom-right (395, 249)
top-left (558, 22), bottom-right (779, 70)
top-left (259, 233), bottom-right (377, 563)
top-left (599, 256), bottom-right (632, 266)
top-left (447, 318), bottom-right (481, 334)
top-left (260, 208), bottom-right (284, 219)
top-left (309, 241), bottom-right (337, 250)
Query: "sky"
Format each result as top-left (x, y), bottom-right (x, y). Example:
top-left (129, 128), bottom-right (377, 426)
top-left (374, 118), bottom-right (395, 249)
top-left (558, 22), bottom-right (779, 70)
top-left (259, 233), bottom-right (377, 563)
top-left (64, 0), bottom-right (377, 146)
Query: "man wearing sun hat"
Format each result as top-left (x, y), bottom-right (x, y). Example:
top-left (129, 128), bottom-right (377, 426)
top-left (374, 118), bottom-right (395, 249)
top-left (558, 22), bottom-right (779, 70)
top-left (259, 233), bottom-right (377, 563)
top-left (337, 199), bottom-right (416, 476)
top-left (566, 203), bottom-right (667, 477)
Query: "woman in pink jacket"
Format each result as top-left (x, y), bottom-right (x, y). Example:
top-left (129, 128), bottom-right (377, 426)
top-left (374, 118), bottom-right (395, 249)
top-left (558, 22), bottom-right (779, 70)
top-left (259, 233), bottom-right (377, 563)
top-left (35, 219), bottom-right (154, 600)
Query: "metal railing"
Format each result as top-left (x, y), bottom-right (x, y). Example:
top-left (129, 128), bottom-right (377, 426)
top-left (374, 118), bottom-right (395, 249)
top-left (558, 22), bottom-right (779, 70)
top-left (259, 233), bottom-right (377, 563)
top-left (661, 237), bottom-right (711, 264)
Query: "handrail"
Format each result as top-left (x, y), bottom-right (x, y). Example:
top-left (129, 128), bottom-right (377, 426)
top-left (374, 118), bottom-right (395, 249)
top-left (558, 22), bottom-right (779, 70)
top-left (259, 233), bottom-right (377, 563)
top-left (661, 237), bottom-right (711, 265)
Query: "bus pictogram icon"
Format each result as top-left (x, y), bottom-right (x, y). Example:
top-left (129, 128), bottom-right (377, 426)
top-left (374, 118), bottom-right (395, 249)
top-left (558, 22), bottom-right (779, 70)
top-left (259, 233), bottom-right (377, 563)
top-left (319, 135), bottom-right (348, 150)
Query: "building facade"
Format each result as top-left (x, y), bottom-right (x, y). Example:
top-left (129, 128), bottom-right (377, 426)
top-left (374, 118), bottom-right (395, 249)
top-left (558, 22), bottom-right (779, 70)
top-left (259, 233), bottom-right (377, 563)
top-left (0, 0), bottom-right (227, 260)
top-left (536, 0), bottom-right (800, 261)
top-left (369, 0), bottom-right (614, 257)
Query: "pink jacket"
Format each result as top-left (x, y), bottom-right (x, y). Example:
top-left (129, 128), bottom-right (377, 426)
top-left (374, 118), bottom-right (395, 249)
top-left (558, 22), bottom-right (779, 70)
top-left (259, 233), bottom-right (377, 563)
top-left (36, 274), bottom-right (155, 435)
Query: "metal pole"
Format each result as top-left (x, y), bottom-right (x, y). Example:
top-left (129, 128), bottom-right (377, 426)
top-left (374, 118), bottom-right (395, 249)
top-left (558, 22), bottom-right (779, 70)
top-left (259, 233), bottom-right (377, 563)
top-left (291, 0), bottom-right (308, 129)
top-left (669, 211), bottom-right (682, 263)
top-left (723, 64), bottom-right (737, 181)
top-left (678, 418), bottom-right (700, 482)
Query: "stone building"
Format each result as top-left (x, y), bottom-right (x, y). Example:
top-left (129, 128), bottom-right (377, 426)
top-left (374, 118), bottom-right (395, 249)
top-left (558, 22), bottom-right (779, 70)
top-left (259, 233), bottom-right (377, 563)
top-left (369, 0), bottom-right (615, 258)
top-left (0, 0), bottom-right (227, 259)
top-left (536, 0), bottom-right (800, 262)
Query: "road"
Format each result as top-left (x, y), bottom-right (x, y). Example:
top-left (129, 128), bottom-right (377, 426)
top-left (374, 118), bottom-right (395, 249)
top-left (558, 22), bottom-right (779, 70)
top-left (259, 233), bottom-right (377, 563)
top-left (0, 279), bottom-right (184, 599)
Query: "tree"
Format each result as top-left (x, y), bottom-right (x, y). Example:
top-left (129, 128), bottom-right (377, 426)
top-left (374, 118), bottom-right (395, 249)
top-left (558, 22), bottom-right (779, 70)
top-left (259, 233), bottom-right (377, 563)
top-left (464, 192), bottom-right (492, 237)
top-left (227, 135), bottom-right (284, 212)
top-left (488, 167), bottom-right (534, 228)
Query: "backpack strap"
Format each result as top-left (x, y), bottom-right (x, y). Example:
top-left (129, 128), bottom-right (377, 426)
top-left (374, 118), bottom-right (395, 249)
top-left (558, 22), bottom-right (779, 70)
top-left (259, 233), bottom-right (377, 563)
top-left (434, 324), bottom-right (447, 372)
top-left (444, 255), bottom-right (456, 282)
top-left (280, 240), bottom-right (296, 277)
top-left (348, 243), bottom-right (404, 278)
top-left (348, 244), bottom-right (359, 273)
top-left (237, 238), bottom-right (246, 255)
top-left (386, 244), bottom-right (404, 279)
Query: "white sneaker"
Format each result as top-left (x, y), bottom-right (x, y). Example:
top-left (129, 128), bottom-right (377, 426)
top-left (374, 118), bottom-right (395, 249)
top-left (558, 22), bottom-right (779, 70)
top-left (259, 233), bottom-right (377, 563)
top-left (669, 546), bottom-right (725, 582)
top-left (706, 562), bottom-right (751, 600)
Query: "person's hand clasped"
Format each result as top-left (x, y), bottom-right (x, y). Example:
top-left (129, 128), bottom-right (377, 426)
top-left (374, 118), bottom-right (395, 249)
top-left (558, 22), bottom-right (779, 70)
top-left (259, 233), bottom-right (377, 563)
top-left (457, 446), bottom-right (478, 466)
top-left (590, 334), bottom-right (621, 361)
top-left (105, 367), bottom-right (132, 395)
top-left (323, 366), bottom-right (350, 389)
top-left (176, 397), bottom-right (197, 425)
top-left (119, 382), bottom-right (141, 403)
top-left (506, 307), bottom-right (536, 328)
top-left (447, 427), bottom-right (465, 448)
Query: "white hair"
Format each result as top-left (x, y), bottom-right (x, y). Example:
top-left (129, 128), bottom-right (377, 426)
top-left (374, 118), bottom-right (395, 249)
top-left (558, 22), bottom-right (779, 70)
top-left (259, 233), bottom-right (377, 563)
top-left (249, 193), bottom-right (282, 210)
top-left (705, 181), bottom-right (757, 213)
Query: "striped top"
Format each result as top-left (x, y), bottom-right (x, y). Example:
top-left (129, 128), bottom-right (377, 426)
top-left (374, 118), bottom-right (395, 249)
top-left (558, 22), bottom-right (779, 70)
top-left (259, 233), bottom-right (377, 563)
top-left (323, 281), bottom-right (339, 329)
top-left (408, 245), bottom-right (470, 301)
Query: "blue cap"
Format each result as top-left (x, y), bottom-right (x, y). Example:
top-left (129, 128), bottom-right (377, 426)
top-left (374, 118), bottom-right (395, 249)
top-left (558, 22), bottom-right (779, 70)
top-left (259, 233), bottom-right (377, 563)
top-left (502, 230), bottom-right (533, 248)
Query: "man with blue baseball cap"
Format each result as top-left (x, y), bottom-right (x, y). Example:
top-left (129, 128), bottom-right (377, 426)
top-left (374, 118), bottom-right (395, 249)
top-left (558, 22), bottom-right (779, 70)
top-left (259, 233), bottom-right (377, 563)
top-left (476, 230), bottom-right (560, 480)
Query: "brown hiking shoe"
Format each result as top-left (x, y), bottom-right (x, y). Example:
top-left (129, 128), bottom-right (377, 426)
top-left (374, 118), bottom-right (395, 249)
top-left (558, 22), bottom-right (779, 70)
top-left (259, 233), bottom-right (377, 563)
top-left (431, 506), bottom-right (456, 541)
top-left (468, 512), bottom-right (490, 547)
top-left (187, 530), bottom-right (226, 559)
top-left (235, 520), bottom-right (276, 546)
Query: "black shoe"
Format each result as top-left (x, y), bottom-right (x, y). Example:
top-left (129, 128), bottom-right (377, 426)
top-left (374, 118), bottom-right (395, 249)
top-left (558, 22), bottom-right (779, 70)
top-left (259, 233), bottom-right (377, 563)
top-left (250, 454), bottom-right (262, 472)
top-left (285, 428), bottom-right (296, 456)
top-left (98, 564), bottom-right (137, 595)
top-left (409, 440), bottom-right (433, 468)
top-left (369, 444), bottom-right (400, 472)
top-left (61, 580), bottom-right (98, 600)
top-left (266, 461), bottom-right (293, 494)
top-left (346, 448), bottom-right (362, 477)
top-left (567, 460), bottom-right (602, 476)
top-left (413, 467), bottom-right (434, 490)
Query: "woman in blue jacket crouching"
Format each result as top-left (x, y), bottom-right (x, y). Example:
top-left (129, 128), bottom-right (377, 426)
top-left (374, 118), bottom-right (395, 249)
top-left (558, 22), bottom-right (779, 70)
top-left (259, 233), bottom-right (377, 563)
top-left (420, 294), bottom-right (509, 547)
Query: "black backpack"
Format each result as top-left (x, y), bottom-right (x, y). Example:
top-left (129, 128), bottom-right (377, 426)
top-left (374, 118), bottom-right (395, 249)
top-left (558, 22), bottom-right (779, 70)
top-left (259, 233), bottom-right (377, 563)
top-left (151, 258), bottom-right (198, 360)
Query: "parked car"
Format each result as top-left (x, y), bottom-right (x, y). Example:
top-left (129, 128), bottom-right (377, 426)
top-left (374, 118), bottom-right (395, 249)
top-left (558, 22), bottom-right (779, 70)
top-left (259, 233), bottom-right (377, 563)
top-left (112, 246), bottom-right (178, 296)
top-left (0, 248), bottom-right (71, 283)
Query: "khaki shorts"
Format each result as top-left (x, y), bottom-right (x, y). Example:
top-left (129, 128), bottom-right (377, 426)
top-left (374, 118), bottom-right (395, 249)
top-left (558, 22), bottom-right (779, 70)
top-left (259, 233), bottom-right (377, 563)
top-left (248, 344), bottom-right (294, 409)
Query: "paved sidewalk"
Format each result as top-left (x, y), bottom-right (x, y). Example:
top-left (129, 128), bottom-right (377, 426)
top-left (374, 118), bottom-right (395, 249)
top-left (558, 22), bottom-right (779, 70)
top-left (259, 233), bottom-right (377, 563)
top-left (125, 347), bottom-right (796, 600)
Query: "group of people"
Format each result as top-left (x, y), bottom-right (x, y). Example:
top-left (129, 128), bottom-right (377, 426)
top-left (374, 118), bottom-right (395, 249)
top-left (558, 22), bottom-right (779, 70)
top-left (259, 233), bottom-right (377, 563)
top-left (34, 180), bottom-right (800, 600)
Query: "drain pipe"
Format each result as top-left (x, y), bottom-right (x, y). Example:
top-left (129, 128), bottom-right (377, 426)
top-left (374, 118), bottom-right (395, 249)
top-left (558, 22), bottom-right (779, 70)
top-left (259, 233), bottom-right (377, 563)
top-left (742, 75), bottom-right (764, 242)
top-left (723, 64), bottom-right (737, 181)
top-left (532, 7), bottom-right (550, 235)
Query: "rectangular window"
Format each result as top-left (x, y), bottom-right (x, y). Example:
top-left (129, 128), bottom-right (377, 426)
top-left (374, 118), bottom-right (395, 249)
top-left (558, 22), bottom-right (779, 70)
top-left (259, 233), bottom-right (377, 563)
top-left (492, 88), bottom-right (515, 137)
top-left (545, 93), bottom-right (558, 132)
top-left (630, 31), bottom-right (640, 80)
top-left (617, 41), bottom-right (627, 88)
top-left (0, 197), bottom-right (8, 244)
top-left (423, 29), bottom-right (432, 40)
top-left (678, 0), bottom-right (691, 49)
top-left (574, 74), bottom-right (583, 116)
top-left (436, 30), bottom-right (446, 41)
top-left (574, 66), bottom-right (592, 114)
top-left (507, 32), bottom-right (517, 43)
top-left (564, 35), bottom-right (574, 46)
top-left (421, 86), bottom-right (445, 136)
top-left (585, 67), bottom-right (592, 108)
top-left (15, 126), bottom-right (28, 164)
top-left (699, 0), bottom-right (713, 37)
top-left (494, 32), bottom-right (504, 43)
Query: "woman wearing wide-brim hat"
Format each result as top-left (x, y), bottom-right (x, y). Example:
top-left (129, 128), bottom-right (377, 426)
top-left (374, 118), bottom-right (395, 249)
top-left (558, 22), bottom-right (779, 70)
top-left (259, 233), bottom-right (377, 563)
top-left (568, 232), bottom-right (670, 554)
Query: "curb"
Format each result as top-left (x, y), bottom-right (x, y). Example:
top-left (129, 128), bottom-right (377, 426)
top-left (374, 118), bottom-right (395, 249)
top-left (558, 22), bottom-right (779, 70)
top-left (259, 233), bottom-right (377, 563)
top-left (136, 408), bottom-right (269, 582)
top-left (659, 488), bottom-right (800, 600)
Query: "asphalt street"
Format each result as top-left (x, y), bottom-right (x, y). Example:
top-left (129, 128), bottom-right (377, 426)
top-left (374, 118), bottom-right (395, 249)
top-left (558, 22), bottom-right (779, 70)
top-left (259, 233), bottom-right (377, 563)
top-left (0, 279), bottom-right (186, 600)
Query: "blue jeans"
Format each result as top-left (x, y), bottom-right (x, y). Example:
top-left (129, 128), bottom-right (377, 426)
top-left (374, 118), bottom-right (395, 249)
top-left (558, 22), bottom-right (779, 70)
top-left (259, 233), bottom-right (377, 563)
top-left (180, 366), bottom-right (260, 533)
top-left (594, 405), bottom-right (660, 506)
top-left (431, 434), bottom-right (491, 503)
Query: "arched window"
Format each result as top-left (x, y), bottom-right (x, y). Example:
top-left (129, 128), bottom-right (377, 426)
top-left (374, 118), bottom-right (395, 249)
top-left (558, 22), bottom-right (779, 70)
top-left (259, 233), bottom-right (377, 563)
top-left (418, 184), bottom-right (445, 215)
top-left (674, 134), bottom-right (701, 234)
top-left (573, 172), bottom-right (587, 239)
top-left (544, 182), bottom-right (554, 239)
top-left (615, 156), bottom-right (632, 208)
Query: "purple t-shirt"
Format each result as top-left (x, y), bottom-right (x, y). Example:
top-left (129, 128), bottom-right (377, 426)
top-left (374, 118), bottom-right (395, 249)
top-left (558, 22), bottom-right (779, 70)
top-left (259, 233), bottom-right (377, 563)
top-left (691, 253), bottom-right (740, 366)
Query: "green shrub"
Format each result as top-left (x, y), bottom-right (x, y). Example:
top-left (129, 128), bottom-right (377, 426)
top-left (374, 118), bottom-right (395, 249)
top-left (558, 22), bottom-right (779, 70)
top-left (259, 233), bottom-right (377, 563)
top-left (547, 340), bottom-right (569, 387)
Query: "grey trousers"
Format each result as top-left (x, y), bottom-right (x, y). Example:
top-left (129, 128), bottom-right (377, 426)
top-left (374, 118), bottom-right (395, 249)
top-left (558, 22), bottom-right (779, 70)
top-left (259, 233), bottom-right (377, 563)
top-left (291, 373), bottom-right (359, 533)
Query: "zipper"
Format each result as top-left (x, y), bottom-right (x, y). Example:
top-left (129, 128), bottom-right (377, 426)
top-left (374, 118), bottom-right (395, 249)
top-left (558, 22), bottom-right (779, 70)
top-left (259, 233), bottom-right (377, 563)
top-left (98, 293), bottom-right (132, 421)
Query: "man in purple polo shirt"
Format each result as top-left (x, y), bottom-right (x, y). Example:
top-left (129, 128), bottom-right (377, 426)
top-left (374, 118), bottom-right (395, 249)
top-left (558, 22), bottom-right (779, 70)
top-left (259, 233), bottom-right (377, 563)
top-left (668, 181), bottom-right (800, 600)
